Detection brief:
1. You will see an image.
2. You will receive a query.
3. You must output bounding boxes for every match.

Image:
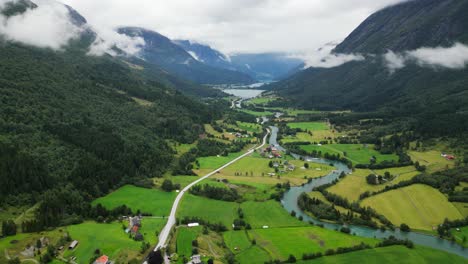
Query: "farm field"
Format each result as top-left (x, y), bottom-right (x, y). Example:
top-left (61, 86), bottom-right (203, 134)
top-left (176, 226), bottom-right (202, 260)
top-left (287, 122), bottom-right (329, 131)
top-left (453, 202), bottom-right (468, 218)
top-left (139, 218), bottom-right (167, 245)
top-left (408, 150), bottom-right (454, 172)
top-left (236, 121), bottom-right (262, 133)
top-left (248, 226), bottom-right (377, 261)
top-left (300, 144), bottom-right (399, 165)
top-left (92, 185), bottom-right (176, 216)
top-left (452, 226), bottom-right (468, 247)
top-left (196, 156), bottom-right (333, 186)
top-left (361, 184), bottom-right (464, 231)
top-left (177, 194), bottom-right (238, 227)
top-left (241, 200), bottom-right (306, 228)
top-left (64, 221), bottom-right (142, 263)
top-left (281, 131), bottom-right (338, 144)
top-left (298, 245), bottom-right (467, 264)
top-left (327, 167), bottom-right (420, 201)
top-left (235, 245), bottom-right (271, 264)
top-left (196, 151), bottom-right (246, 170)
top-left (223, 230), bottom-right (252, 253)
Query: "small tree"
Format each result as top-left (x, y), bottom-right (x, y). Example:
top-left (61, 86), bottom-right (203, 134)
top-left (287, 254), bottom-right (297, 263)
top-left (161, 180), bottom-right (174, 192)
top-left (400, 223), bottom-right (411, 232)
top-left (304, 163), bottom-right (309, 169)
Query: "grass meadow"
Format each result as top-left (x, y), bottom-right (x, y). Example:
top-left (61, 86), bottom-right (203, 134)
top-left (361, 184), bottom-right (463, 231)
top-left (297, 245), bottom-right (467, 264)
top-left (248, 226), bottom-right (377, 261)
top-left (92, 185), bottom-right (176, 216)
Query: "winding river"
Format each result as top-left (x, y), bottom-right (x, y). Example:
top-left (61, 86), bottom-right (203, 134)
top-left (268, 126), bottom-right (468, 258)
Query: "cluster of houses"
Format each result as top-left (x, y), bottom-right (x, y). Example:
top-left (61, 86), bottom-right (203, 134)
top-left (272, 160), bottom-right (296, 172)
top-left (124, 216), bottom-right (144, 241)
top-left (441, 153), bottom-right (456, 160)
top-left (262, 145), bottom-right (282, 159)
top-left (232, 132), bottom-right (250, 138)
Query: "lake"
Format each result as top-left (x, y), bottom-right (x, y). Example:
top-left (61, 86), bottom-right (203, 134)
top-left (223, 89), bottom-right (265, 99)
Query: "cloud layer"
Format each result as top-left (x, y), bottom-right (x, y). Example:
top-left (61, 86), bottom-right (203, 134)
top-left (0, 0), bottom-right (81, 50)
top-left (384, 43), bottom-right (468, 71)
top-left (291, 43), bottom-right (364, 68)
top-left (60, 0), bottom-right (407, 54)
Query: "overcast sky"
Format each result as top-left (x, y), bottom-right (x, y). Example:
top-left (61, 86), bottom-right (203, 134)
top-left (59, 0), bottom-right (406, 54)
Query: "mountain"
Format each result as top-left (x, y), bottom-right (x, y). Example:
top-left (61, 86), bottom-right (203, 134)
top-left (119, 27), bottom-right (255, 85)
top-left (270, 0), bottom-right (468, 135)
top-left (174, 40), bottom-right (305, 82)
top-left (173, 39), bottom-right (235, 71)
top-left (229, 53), bottom-right (305, 82)
top-left (0, 0), bottom-right (222, 225)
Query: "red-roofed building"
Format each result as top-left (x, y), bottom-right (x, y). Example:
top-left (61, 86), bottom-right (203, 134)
top-left (131, 225), bottom-right (139, 234)
top-left (94, 255), bottom-right (109, 264)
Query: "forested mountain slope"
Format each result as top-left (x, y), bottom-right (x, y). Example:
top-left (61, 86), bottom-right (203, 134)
top-left (0, 1), bottom-right (226, 227)
top-left (120, 27), bottom-right (255, 85)
top-left (270, 0), bottom-right (468, 135)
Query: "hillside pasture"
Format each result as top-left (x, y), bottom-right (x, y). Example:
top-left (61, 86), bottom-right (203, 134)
top-left (300, 144), bottom-right (399, 165)
top-left (361, 184), bottom-right (463, 231)
top-left (249, 226), bottom-right (377, 261)
top-left (241, 200), bottom-right (306, 228)
top-left (177, 194), bottom-right (238, 228)
top-left (287, 122), bottom-right (329, 131)
top-left (327, 167), bottom-right (420, 201)
top-left (298, 245), bottom-right (467, 264)
top-left (92, 185), bottom-right (176, 216)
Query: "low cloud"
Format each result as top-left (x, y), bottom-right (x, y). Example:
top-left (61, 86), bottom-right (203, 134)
top-left (291, 43), bottom-right (365, 69)
top-left (384, 43), bottom-right (468, 71)
top-left (383, 50), bottom-right (406, 73)
top-left (0, 0), bottom-right (82, 50)
top-left (0, 0), bottom-right (144, 56)
top-left (87, 27), bottom-right (145, 56)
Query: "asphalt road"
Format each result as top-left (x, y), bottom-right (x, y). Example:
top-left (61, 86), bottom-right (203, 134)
top-left (151, 128), bottom-right (270, 254)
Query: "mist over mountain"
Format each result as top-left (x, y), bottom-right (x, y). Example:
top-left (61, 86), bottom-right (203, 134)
top-left (269, 0), bottom-right (468, 131)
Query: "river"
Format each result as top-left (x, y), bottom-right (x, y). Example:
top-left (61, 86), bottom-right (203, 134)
top-left (268, 125), bottom-right (468, 258)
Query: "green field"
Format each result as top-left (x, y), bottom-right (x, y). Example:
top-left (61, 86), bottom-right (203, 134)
top-left (196, 151), bottom-right (246, 170)
top-left (236, 121), bottom-right (263, 133)
top-left (236, 245), bottom-right (271, 264)
top-left (241, 200), bottom-right (306, 228)
top-left (408, 150), bottom-right (454, 172)
top-left (281, 131), bottom-right (339, 144)
top-left (298, 245), bottom-right (467, 264)
top-left (327, 167), bottom-right (420, 201)
top-left (177, 194), bottom-right (238, 227)
top-left (246, 97), bottom-right (277, 106)
top-left (176, 226), bottom-right (202, 259)
top-left (300, 144), bottom-right (399, 165)
top-left (249, 226), bottom-right (377, 261)
top-left (92, 185), bottom-right (176, 216)
top-left (452, 226), bottom-right (468, 247)
top-left (287, 122), bottom-right (329, 131)
top-left (64, 221), bottom-right (142, 263)
top-left (223, 230), bottom-right (252, 253)
top-left (197, 156), bottom-right (333, 187)
top-left (139, 218), bottom-right (167, 245)
top-left (453, 202), bottom-right (468, 218)
top-left (361, 184), bottom-right (463, 231)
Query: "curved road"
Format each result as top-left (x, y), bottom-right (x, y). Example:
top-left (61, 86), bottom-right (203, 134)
top-left (151, 129), bottom-right (271, 253)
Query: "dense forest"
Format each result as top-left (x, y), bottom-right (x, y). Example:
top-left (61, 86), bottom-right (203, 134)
top-left (0, 37), bottom-right (222, 230)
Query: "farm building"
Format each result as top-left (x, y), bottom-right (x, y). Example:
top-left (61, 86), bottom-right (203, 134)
top-left (94, 255), bottom-right (110, 264)
top-left (188, 223), bottom-right (200, 227)
top-left (69, 240), bottom-right (78, 250)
